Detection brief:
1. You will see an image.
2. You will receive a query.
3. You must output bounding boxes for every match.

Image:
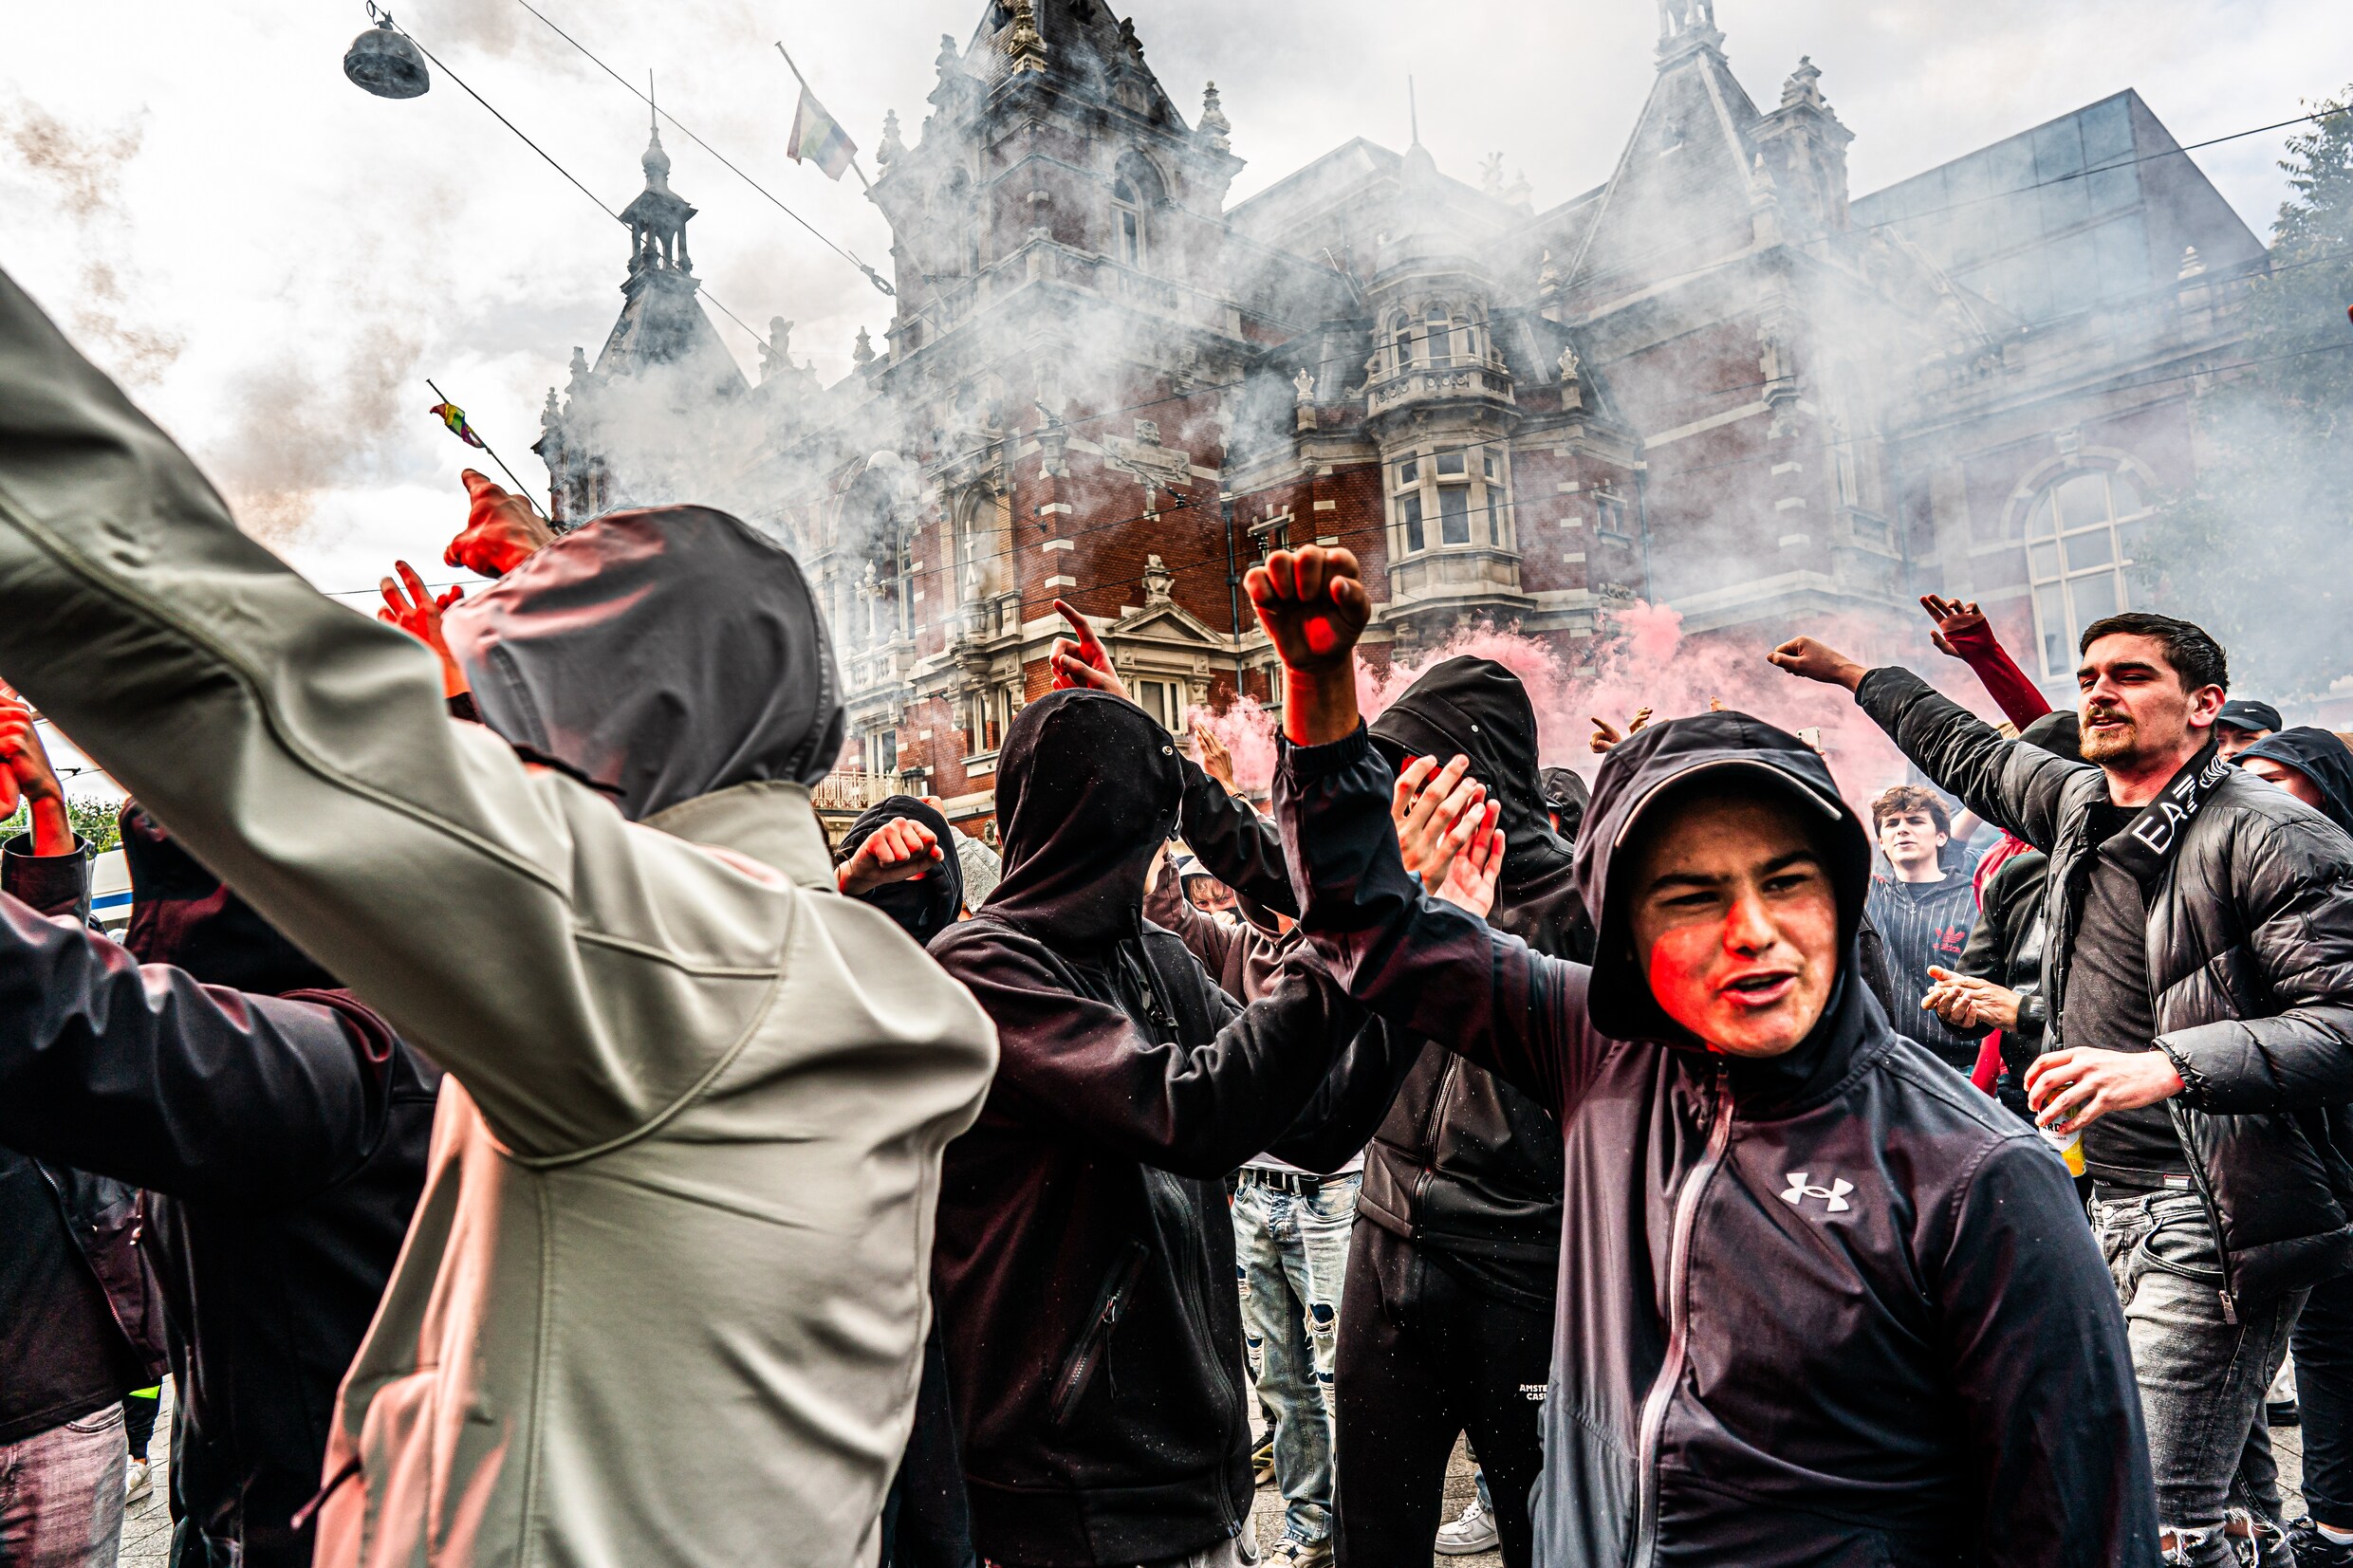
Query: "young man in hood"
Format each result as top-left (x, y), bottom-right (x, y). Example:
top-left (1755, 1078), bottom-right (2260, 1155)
top-left (1251, 545), bottom-right (2158, 1567)
top-left (0, 267), bottom-right (997, 1568)
top-left (925, 688), bottom-right (1392, 1568)
top-left (1776, 611), bottom-right (2353, 1567)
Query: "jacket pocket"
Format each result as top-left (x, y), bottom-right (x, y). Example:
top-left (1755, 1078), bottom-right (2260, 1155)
top-left (345, 1367), bottom-right (444, 1563)
top-left (1048, 1239), bottom-right (1151, 1430)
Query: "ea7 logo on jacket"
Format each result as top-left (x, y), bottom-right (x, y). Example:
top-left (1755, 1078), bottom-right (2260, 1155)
top-left (1782, 1172), bottom-right (1853, 1212)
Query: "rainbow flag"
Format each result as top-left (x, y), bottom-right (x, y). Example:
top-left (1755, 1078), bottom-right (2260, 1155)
top-left (788, 86), bottom-right (856, 181)
top-left (429, 401), bottom-right (486, 450)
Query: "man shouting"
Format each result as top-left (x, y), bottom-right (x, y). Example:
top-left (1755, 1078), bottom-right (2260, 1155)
top-left (1251, 546), bottom-right (2157, 1566)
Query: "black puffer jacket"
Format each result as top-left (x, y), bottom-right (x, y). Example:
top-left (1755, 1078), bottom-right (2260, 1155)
top-left (1277, 710), bottom-right (2159, 1567)
top-left (0, 813), bottom-right (437, 1568)
top-left (928, 691), bottom-right (1381, 1567)
top-left (1861, 668), bottom-right (2353, 1303)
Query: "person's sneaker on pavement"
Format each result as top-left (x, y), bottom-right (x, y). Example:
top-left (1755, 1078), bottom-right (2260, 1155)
top-left (2290, 1517), bottom-right (2353, 1568)
top-left (1265, 1535), bottom-right (1331, 1568)
top-left (1435, 1498), bottom-right (1498, 1556)
top-left (124, 1455), bottom-right (153, 1504)
top-left (1251, 1432), bottom-right (1276, 1487)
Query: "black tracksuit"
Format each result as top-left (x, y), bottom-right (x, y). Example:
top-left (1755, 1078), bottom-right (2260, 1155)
top-left (926, 691), bottom-right (1386, 1568)
top-left (0, 815), bottom-right (437, 1568)
top-left (1275, 710), bottom-right (2160, 1567)
top-left (1862, 872), bottom-right (1980, 1072)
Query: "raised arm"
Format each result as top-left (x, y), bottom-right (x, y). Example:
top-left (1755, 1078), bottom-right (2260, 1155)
top-left (931, 930), bottom-right (1363, 1179)
top-left (0, 891), bottom-right (394, 1206)
top-left (0, 267), bottom-right (792, 1157)
top-left (1919, 595), bottom-right (2052, 729)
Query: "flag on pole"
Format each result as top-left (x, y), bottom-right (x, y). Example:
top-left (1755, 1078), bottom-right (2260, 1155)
top-left (429, 401), bottom-right (487, 450)
top-left (788, 85), bottom-right (857, 181)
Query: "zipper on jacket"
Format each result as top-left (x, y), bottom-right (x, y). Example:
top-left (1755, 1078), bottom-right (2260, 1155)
top-left (1048, 1240), bottom-right (1152, 1428)
top-left (1629, 1065), bottom-right (1734, 1568)
top-left (1408, 1053), bottom-right (1465, 1226)
top-left (2166, 1102), bottom-right (2239, 1324)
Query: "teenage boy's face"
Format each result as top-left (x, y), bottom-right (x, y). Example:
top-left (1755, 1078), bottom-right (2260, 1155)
top-left (1628, 792), bottom-right (1841, 1058)
top-left (1875, 808), bottom-right (1946, 865)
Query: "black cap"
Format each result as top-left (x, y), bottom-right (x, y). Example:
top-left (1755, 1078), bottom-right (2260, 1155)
top-left (2217, 699), bottom-right (2283, 734)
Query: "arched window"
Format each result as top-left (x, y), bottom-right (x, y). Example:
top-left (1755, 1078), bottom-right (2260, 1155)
top-left (1112, 177), bottom-right (1144, 266)
top-left (954, 489), bottom-right (1007, 605)
top-left (1425, 303), bottom-right (1453, 366)
top-left (2020, 466), bottom-right (2151, 677)
top-left (1388, 312), bottom-right (1414, 374)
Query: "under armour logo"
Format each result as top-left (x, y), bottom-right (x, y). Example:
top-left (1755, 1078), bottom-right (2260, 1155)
top-left (1782, 1171), bottom-right (1853, 1212)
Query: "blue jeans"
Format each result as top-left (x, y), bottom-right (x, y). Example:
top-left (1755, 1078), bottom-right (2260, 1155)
top-left (1234, 1171), bottom-right (1359, 1547)
top-left (2095, 1192), bottom-right (2306, 1566)
top-left (0, 1401), bottom-right (127, 1568)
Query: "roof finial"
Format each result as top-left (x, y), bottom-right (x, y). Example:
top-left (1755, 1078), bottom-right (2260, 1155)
top-left (1408, 76), bottom-right (1420, 147)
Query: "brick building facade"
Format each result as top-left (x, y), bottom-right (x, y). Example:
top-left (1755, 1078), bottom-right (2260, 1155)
top-left (536, 0), bottom-right (2267, 831)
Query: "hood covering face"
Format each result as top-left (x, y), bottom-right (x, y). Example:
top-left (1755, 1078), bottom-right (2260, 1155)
top-left (1573, 710), bottom-right (1871, 1049)
top-left (443, 506), bottom-right (845, 821)
top-left (987, 689), bottom-right (1183, 948)
top-left (2240, 727), bottom-right (2353, 837)
top-left (120, 804), bottom-right (339, 994)
top-left (1539, 766), bottom-right (1590, 840)
top-left (1370, 657), bottom-right (1584, 951)
top-left (838, 794), bottom-right (964, 946)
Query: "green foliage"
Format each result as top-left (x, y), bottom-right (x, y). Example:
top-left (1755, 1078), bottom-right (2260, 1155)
top-left (0, 796), bottom-right (124, 855)
top-left (2139, 92), bottom-right (2353, 698)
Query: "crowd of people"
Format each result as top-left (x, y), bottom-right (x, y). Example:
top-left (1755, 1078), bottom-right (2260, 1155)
top-left (9, 261), bottom-right (2353, 1568)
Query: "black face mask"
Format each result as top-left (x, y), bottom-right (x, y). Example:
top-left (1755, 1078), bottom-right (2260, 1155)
top-left (987, 690), bottom-right (1183, 949)
top-left (119, 804), bottom-right (339, 995)
top-left (838, 794), bottom-right (965, 947)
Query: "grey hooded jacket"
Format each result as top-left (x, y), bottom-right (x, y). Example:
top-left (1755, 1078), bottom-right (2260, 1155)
top-left (0, 267), bottom-right (997, 1568)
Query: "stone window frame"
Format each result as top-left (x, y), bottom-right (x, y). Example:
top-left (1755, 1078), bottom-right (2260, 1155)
top-left (1389, 441), bottom-right (1513, 556)
top-left (2010, 457), bottom-right (2157, 679)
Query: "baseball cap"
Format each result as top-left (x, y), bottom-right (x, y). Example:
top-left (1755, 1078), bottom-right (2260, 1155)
top-left (2217, 699), bottom-right (2283, 734)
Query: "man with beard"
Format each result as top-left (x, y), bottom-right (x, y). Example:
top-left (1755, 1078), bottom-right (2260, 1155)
top-left (925, 688), bottom-right (1390, 1568)
top-left (1775, 611), bottom-right (2353, 1567)
top-left (0, 263), bottom-right (997, 1568)
top-left (1250, 545), bottom-right (2158, 1566)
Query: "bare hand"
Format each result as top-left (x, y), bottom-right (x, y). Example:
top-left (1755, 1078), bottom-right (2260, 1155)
top-left (1918, 595), bottom-right (1989, 660)
top-left (1193, 719), bottom-right (1237, 791)
top-left (1048, 599), bottom-right (1127, 698)
top-left (838, 818), bottom-right (944, 896)
top-left (1919, 966), bottom-right (2021, 1030)
top-left (0, 690), bottom-right (73, 856)
top-left (1434, 800), bottom-right (1505, 919)
top-left (445, 470), bottom-right (555, 579)
top-left (1392, 753), bottom-right (1485, 894)
top-left (1768, 636), bottom-right (1868, 692)
top-left (1590, 708), bottom-right (1653, 753)
top-left (2024, 1046), bottom-right (2186, 1133)
top-left (1245, 546), bottom-right (1371, 675)
top-left (379, 560), bottom-right (469, 697)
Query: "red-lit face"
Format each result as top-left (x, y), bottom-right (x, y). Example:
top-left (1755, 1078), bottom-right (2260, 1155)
top-left (2241, 754), bottom-right (2325, 811)
top-left (1628, 792), bottom-right (1841, 1059)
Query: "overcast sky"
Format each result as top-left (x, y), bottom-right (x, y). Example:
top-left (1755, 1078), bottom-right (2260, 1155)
top-left (2, 0), bottom-right (2346, 599)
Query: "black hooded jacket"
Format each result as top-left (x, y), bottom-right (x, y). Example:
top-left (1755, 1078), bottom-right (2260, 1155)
top-left (1861, 669), bottom-right (2353, 1303)
top-left (2240, 727), bottom-right (2353, 838)
top-left (1276, 711), bottom-right (2158, 1568)
top-left (0, 809), bottom-right (438, 1568)
top-left (839, 794), bottom-right (965, 946)
top-left (928, 690), bottom-right (1380, 1568)
top-left (1356, 657), bottom-right (1583, 1308)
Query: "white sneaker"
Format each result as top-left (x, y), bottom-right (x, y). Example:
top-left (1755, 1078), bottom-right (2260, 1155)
top-left (124, 1456), bottom-right (153, 1504)
top-left (1435, 1499), bottom-right (1498, 1556)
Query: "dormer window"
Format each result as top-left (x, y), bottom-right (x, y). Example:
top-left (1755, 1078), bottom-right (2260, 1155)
top-left (1113, 177), bottom-right (1144, 266)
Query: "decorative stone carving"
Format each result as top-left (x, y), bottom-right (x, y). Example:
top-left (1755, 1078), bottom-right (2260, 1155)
top-left (1142, 553), bottom-right (1175, 605)
top-left (853, 326), bottom-right (876, 368)
top-left (878, 110), bottom-right (906, 168)
top-left (1005, 0), bottom-right (1045, 74)
top-left (1293, 367), bottom-right (1317, 405)
top-left (1781, 56), bottom-right (1825, 110)
top-left (1557, 343), bottom-right (1581, 384)
top-left (1198, 83), bottom-right (1232, 153)
top-left (759, 318), bottom-right (796, 382)
top-left (1537, 249), bottom-right (1560, 295)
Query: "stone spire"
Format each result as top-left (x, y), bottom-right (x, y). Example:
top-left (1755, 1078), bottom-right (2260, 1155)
top-left (1656, 0), bottom-right (1724, 64)
top-left (620, 103), bottom-right (696, 275)
top-left (1198, 82), bottom-right (1232, 153)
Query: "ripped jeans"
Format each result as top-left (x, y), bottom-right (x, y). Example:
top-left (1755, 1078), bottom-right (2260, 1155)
top-left (1234, 1170), bottom-right (1359, 1547)
top-left (2094, 1191), bottom-right (2307, 1566)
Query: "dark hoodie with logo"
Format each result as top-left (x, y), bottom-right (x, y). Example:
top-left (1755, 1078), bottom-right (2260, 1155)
top-left (0, 808), bottom-right (438, 1568)
top-left (1274, 711), bottom-right (2157, 1568)
top-left (927, 689), bottom-right (1383, 1568)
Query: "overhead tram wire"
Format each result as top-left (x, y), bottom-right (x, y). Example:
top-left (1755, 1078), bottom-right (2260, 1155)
top-left (509, 0), bottom-right (895, 301)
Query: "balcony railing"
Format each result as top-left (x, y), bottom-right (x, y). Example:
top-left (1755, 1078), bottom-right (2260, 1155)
top-left (811, 771), bottom-right (903, 815)
top-left (1366, 360), bottom-right (1516, 416)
